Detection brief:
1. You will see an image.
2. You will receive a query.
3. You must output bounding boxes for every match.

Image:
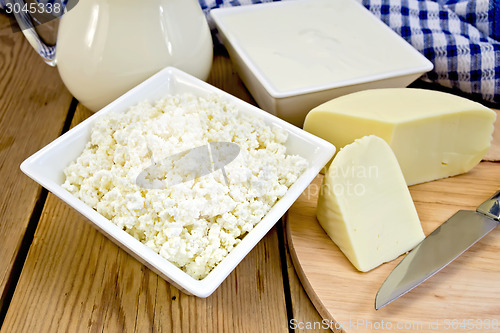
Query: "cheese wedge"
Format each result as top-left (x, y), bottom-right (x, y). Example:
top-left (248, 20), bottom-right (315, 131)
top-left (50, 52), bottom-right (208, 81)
top-left (304, 88), bottom-right (496, 185)
top-left (316, 135), bottom-right (425, 272)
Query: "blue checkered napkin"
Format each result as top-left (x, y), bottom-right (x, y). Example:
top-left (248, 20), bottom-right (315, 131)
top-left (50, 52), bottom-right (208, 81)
top-left (436, 0), bottom-right (500, 42)
top-left (361, 0), bottom-right (500, 105)
top-left (200, 0), bottom-right (500, 106)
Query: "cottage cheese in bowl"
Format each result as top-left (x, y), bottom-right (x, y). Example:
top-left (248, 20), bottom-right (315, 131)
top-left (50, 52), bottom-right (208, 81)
top-left (62, 93), bottom-right (308, 279)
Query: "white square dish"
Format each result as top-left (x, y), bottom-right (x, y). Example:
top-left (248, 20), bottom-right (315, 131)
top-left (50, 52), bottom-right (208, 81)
top-left (20, 67), bottom-right (336, 297)
top-left (211, 0), bottom-right (434, 127)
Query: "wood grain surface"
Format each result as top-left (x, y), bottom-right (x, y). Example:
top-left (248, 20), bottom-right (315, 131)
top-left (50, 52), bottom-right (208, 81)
top-left (287, 163), bottom-right (500, 333)
top-left (283, 219), bottom-right (330, 333)
top-left (0, 14), bottom-right (73, 311)
top-left (0, 50), bottom-right (322, 332)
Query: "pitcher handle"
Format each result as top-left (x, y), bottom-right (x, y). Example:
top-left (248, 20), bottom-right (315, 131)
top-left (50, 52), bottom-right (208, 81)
top-left (3, 0), bottom-right (71, 66)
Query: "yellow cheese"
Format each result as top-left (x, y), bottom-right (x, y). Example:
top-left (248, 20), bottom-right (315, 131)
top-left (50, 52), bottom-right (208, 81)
top-left (304, 88), bottom-right (496, 185)
top-left (317, 135), bottom-right (425, 272)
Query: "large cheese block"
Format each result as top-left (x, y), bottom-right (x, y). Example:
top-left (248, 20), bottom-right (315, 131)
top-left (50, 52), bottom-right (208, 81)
top-left (304, 88), bottom-right (496, 185)
top-left (316, 135), bottom-right (425, 272)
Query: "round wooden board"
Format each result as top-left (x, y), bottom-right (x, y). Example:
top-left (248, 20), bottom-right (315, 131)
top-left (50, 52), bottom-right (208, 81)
top-left (286, 162), bottom-right (500, 333)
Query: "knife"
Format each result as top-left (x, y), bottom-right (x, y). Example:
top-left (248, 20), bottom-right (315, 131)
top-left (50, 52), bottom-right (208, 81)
top-left (375, 190), bottom-right (500, 310)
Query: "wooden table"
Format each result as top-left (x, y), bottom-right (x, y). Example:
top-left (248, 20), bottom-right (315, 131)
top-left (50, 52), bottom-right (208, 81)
top-left (1, 12), bottom-right (499, 333)
top-left (0, 13), bottom-right (328, 333)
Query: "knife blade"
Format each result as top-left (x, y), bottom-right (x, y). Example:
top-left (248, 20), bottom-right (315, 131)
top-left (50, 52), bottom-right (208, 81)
top-left (375, 190), bottom-right (500, 310)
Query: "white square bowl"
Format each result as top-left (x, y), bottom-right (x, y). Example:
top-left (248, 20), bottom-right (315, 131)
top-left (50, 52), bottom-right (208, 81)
top-left (20, 67), bottom-right (336, 297)
top-left (211, 0), bottom-right (434, 127)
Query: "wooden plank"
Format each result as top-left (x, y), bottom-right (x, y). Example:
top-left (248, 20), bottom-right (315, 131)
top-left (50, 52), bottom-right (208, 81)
top-left (283, 219), bottom-right (330, 333)
top-left (2, 53), bottom-right (290, 332)
top-left (0, 14), bottom-right (73, 310)
top-left (286, 162), bottom-right (500, 333)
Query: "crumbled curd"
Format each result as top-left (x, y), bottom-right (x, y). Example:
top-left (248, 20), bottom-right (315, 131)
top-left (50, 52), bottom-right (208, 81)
top-left (62, 94), bottom-right (307, 279)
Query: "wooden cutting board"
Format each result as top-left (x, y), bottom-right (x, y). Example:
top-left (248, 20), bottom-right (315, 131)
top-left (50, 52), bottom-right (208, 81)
top-left (286, 162), bottom-right (500, 333)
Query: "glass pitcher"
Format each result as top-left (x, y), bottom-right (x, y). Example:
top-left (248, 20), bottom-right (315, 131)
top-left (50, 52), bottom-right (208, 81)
top-left (7, 0), bottom-right (213, 111)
